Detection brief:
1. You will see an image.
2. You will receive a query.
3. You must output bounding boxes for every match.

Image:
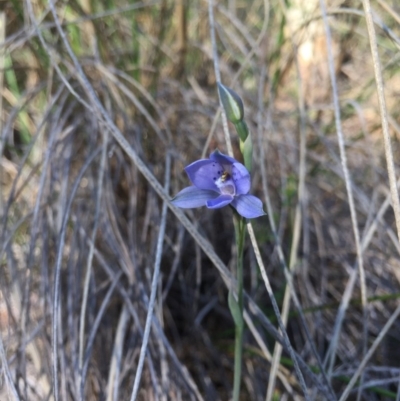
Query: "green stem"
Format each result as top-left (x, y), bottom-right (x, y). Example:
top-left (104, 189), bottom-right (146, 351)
top-left (232, 214), bottom-right (246, 401)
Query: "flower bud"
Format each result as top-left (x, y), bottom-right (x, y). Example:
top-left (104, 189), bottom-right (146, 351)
top-left (235, 120), bottom-right (248, 142)
top-left (217, 82), bottom-right (244, 124)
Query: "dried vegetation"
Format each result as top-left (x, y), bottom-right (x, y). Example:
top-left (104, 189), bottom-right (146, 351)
top-left (1, 0), bottom-right (400, 400)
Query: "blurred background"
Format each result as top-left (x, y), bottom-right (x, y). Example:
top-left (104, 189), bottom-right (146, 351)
top-left (1, 0), bottom-right (400, 400)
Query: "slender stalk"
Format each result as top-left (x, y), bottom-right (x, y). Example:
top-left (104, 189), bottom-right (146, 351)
top-left (362, 0), bottom-right (400, 243)
top-left (232, 214), bottom-right (246, 401)
top-left (207, 0), bottom-right (233, 156)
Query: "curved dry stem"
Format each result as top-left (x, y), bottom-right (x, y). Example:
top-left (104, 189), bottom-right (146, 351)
top-left (207, 0), bottom-right (233, 156)
top-left (78, 130), bottom-right (108, 385)
top-left (338, 302), bottom-right (400, 401)
top-left (0, 334), bottom-right (20, 401)
top-left (265, 0), bottom-right (309, 394)
top-left (52, 149), bottom-right (101, 401)
top-left (361, 0), bottom-right (400, 242)
top-left (6, 2), bottom-right (398, 399)
top-left (255, 72), bottom-right (335, 401)
top-left (130, 154), bottom-right (171, 401)
top-left (247, 223), bottom-right (311, 401)
top-left (318, 1), bottom-right (368, 389)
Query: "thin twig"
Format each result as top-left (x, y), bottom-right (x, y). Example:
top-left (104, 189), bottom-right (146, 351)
top-left (338, 301), bottom-right (400, 401)
top-left (319, 0), bottom-right (368, 384)
top-left (361, 0), bottom-right (400, 242)
top-left (81, 272), bottom-right (123, 396)
top-left (130, 154), bottom-right (171, 401)
top-left (0, 334), bottom-right (20, 401)
top-left (256, 57), bottom-right (335, 401)
top-left (266, 0), bottom-right (308, 392)
top-left (247, 223), bottom-right (311, 401)
top-left (207, 0), bottom-right (233, 156)
top-left (106, 305), bottom-right (129, 401)
top-left (45, 0), bottom-right (235, 295)
top-left (51, 148), bottom-right (101, 401)
top-left (78, 129), bottom-right (108, 392)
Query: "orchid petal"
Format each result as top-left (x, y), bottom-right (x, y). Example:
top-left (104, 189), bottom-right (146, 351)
top-left (206, 194), bottom-right (234, 209)
top-left (210, 150), bottom-right (237, 167)
top-left (171, 186), bottom-right (219, 208)
top-left (185, 159), bottom-right (223, 191)
top-left (231, 162), bottom-right (250, 195)
top-left (231, 195), bottom-right (265, 218)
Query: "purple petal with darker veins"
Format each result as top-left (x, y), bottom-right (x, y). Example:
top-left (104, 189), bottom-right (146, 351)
top-left (206, 194), bottom-right (234, 209)
top-left (231, 195), bottom-right (265, 218)
top-left (210, 150), bottom-right (237, 166)
top-left (231, 162), bottom-right (250, 195)
top-left (171, 186), bottom-right (219, 208)
top-left (185, 159), bottom-right (223, 191)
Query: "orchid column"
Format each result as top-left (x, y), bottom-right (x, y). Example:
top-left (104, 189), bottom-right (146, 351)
top-left (171, 83), bottom-right (264, 400)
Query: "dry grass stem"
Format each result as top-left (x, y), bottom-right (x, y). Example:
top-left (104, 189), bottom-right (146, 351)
top-left (1, 0), bottom-right (400, 399)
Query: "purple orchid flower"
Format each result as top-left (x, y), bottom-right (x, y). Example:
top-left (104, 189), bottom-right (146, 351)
top-left (171, 150), bottom-right (265, 219)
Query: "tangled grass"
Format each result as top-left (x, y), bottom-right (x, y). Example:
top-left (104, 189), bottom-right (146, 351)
top-left (1, 0), bottom-right (400, 400)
